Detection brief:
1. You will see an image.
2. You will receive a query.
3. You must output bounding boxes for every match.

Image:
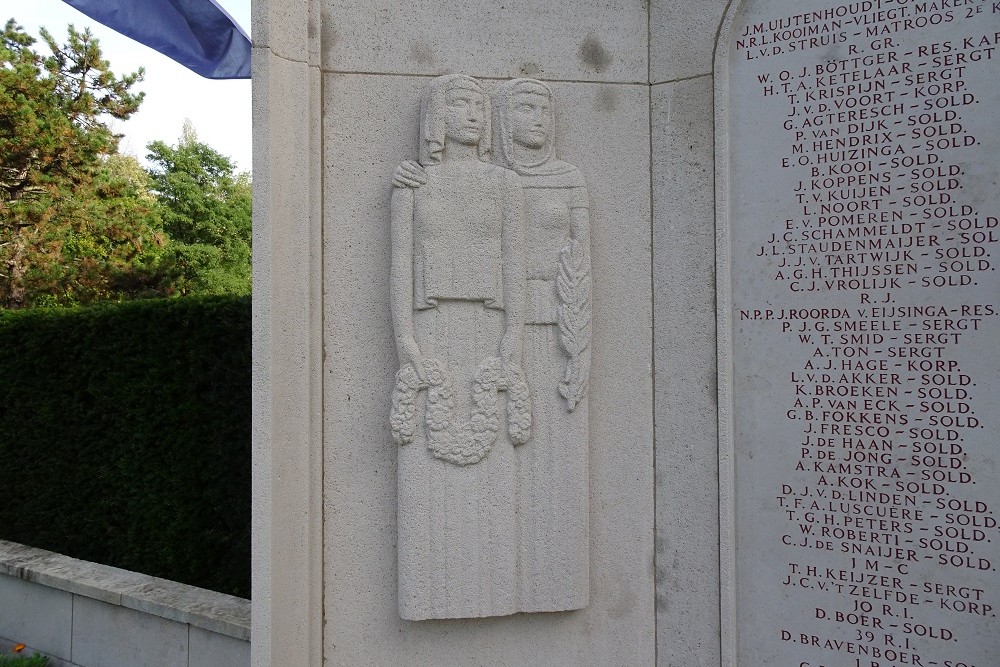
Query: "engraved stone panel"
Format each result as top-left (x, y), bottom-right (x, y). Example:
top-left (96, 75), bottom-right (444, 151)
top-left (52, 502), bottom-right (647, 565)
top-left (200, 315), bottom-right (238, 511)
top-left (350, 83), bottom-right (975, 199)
top-left (720, 1), bottom-right (1000, 665)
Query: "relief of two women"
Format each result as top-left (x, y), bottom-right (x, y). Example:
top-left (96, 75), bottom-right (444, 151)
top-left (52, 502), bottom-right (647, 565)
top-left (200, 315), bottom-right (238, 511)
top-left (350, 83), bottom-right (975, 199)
top-left (389, 74), bottom-right (591, 620)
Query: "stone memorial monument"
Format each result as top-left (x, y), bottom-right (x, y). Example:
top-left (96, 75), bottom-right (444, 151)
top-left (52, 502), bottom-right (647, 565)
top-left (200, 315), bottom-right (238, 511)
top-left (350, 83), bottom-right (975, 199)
top-left (251, 0), bottom-right (997, 664)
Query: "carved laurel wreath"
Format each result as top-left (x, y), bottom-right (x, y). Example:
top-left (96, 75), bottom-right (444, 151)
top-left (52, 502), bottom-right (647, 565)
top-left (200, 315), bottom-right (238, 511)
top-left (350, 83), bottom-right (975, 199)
top-left (556, 240), bottom-right (591, 411)
top-left (390, 357), bottom-right (532, 466)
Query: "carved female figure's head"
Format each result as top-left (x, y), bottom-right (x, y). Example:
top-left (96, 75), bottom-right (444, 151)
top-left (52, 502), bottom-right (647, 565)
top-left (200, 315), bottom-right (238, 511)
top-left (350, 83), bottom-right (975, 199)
top-left (493, 78), bottom-right (556, 171)
top-left (420, 74), bottom-right (491, 166)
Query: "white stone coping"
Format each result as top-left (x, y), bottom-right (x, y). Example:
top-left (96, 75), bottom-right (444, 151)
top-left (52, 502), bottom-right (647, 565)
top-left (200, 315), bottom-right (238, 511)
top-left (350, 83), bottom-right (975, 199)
top-left (0, 539), bottom-right (250, 641)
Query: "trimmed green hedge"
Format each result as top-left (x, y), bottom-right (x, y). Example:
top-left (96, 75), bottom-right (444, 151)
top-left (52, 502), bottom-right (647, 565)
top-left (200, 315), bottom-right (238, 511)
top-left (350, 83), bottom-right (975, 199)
top-left (0, 296), bottom-right (250, 598)
top-left (0, 654), bottom-right (50, 667)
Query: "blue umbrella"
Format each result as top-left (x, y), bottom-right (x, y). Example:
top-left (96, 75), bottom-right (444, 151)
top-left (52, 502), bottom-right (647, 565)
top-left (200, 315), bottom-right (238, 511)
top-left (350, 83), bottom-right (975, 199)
top-left (61, 0), bottom-right (251, 79)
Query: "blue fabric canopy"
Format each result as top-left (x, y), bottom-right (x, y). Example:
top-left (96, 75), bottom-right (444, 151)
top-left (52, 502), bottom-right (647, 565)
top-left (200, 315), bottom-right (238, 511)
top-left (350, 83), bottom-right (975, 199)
top-left (61, 0), bottom-right (251, 79)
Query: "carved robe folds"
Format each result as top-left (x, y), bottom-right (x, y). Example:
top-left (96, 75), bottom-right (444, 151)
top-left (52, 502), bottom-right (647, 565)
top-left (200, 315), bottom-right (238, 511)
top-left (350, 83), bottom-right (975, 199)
top-left (517, 165), bottom-right (591, 613)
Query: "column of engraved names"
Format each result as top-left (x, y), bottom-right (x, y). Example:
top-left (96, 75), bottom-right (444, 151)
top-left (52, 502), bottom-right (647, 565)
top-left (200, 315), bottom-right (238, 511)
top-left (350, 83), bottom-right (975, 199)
top-left (735, 2), bottom-right (999, 666)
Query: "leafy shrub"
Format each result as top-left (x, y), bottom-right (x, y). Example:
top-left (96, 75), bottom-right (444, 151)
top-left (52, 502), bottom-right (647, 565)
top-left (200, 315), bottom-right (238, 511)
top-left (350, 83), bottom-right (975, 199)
top-left (0, 296), bottom-right (250, 597)
top-left (0, 653), bottom-right (51, 666)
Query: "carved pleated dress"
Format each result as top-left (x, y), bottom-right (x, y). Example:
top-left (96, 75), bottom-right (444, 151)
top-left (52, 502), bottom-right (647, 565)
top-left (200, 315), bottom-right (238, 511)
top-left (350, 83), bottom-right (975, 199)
top-left (517, 164), bottom-right (591, 612)
top-left (396, 161), bottom-right (523, 620)
top-left (491, 77), bottom-right (592, 613)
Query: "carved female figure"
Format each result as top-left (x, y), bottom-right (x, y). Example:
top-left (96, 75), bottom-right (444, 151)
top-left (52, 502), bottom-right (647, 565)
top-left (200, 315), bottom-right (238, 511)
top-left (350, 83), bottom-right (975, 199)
top-left (492, 78), bottom-right (591, 613)
top-left (389, 74), bottom-right (528, 620)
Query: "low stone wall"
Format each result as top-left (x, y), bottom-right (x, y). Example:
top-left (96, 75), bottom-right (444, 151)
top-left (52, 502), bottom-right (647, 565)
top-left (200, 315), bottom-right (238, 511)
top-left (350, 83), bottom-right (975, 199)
top-left (0, 540), bottom-right (249, 667)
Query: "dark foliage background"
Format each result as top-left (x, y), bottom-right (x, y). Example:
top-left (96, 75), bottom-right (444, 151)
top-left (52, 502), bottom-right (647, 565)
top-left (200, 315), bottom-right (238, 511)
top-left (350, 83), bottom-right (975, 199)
top-left (0, 295), bottom-right (250, 597)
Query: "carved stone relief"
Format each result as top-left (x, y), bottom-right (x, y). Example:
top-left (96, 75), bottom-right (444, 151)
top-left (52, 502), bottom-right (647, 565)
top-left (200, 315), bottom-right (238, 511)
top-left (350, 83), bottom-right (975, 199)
top-left (389, 75), bottom-right (591, 620)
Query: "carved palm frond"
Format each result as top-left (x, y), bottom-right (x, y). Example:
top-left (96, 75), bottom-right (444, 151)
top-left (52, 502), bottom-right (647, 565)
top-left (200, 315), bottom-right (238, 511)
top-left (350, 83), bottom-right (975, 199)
top-left (556, 240), bottom-right (591, 411)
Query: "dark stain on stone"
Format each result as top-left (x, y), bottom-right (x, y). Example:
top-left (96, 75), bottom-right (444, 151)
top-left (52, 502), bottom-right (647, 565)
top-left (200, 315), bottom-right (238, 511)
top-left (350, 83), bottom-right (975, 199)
top-left (595, 87), bottom-right (618, 113)
top-left (321, 13), bottom-right (339, 65)
top-left (409, 41), bottom-right (435, 66)
top-left (579, 33), bottom-right (612, 74)
top-left (606, 576), bottom-right (637, 620)
top-left (519, 62), bottom-right (541, 78)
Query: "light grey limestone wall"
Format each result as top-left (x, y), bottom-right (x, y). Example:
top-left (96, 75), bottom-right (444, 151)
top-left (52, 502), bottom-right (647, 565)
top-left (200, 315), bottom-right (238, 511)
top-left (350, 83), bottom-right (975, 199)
top-left (253, 0), bottom-right (736, 664)
top-left (650, 2), bottom-right (731, 666)
top-left (322, 73), bottom-right (653, 664)
top-left (0, 540), bottom-right (249, 667)
top-left (318, 0), bottom-right (655, 657)
top-left (251, 2), bottom-right (324, 663)
top-left (651, 77), bottom-right (721, 667)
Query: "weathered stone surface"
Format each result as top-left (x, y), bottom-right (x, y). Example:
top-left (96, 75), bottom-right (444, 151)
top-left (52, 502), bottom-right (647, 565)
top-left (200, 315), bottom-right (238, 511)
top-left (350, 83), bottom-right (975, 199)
top-left (651, 0), bottom-right (731, 82)
top-left (0, 576), bottom-right (72, 661)
top-left (71, 598), bottom-right (187, 667)
top-left (189, 626), bottom-right (251, 667)
top-left (251, 0), bottom-right (311, 62)
top-left (250, 43), bottom-right (324, 667)
top-left (317, 0), bottom-right (647, 82)
top-left (320, 72), bottom-right (653, 663)
top-left (0, 540), bottom-right (249, 667)
top-left (0, 540), bottom-right (249, 640)
top-left (652, 75), bottom-right (722, 667)
top-left (718, 1), bottom-right (1000, 664)
top-left (121, 583), bottom-right (250, 640)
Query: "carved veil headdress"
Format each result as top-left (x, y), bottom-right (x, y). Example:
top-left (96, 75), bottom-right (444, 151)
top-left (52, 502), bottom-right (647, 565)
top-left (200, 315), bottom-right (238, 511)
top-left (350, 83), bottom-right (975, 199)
top-left (492, 78), bottom-right (576, 177)
top-left (419, 74), bottom-right (492, 166)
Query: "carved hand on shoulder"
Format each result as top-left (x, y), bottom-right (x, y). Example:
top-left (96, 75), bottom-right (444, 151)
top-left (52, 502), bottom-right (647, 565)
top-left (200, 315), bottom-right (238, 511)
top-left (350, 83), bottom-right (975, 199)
top-left (392, 160), bottom-right (427, 189)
